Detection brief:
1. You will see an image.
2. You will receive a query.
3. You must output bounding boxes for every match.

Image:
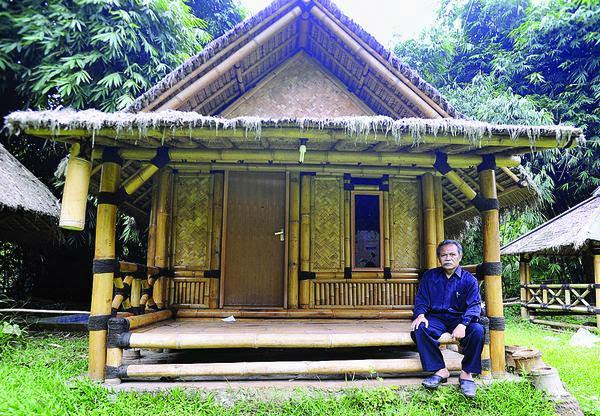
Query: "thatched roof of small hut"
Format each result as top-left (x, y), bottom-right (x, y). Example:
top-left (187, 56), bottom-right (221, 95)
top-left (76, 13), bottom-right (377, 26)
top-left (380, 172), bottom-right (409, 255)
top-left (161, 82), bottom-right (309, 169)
top-left (0, 143), bottom-right (62, 247)
top-left (501, 189), bottom-right (600, 256)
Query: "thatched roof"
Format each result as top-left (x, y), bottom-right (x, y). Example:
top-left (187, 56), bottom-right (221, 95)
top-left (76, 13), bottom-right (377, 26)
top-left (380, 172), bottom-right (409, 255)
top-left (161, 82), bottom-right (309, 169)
top-left (501, 189), bottom-right (600, 256)
top-left (0, 143), bottom-right (62, 247)
top-left (124, 0), bottom-right (459, 118)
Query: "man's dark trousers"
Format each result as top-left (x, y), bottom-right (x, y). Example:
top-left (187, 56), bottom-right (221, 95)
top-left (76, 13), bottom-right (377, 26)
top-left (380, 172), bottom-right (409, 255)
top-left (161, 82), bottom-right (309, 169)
top-left (412, 313), bottom-right (484, 374)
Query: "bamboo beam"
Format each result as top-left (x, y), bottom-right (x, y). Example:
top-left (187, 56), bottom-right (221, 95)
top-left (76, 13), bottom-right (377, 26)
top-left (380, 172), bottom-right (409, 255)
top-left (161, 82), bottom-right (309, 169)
top-left (288, 172), bottom-right (300, 308)
top-left (422, 174), bottom-right (437, 269)
top-left (126, 309), bottom-right (172, 330)
top-left (520, 254), bottom-right (531, 319)
top-left (123, 356), bottom-right (462, 379)
top-left (59, 148), bottom-right (91, 231)
top-left (209, 172), bottom-right (224, 309)
top-left (433, 176), bottom-right (444, 244)
top-left (310, 6), bottom-right (441, 118)
top-left (156, 6), bottom-right (303, 110)
top-left (479, 163), bottom-right (506, 376)
top-left (88, 149), bottom-right (121, 381)
top-left (175, 308), bottom-right (413, 319)
top-left (153, 169), bottom-right (171, 309)
top-left (300, 174), bottom-right (311, 308)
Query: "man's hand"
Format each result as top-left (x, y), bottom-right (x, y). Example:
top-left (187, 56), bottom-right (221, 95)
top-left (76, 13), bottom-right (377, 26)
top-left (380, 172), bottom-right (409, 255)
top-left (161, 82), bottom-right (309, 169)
top-left (411, 314), bottom-right (428, 331)
top-left (452, 324), bottom-right (466, 340)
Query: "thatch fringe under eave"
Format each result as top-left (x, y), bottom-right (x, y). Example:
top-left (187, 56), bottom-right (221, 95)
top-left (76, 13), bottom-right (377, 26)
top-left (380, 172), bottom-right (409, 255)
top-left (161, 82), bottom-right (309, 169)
top-left (4, 109), bottom-right (585, 148)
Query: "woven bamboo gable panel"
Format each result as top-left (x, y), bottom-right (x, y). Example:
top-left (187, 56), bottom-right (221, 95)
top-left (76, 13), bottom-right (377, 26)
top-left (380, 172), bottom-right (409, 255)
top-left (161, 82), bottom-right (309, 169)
top-left (311, 176), bottom-right (344, 272)
top-left (173, 174), bottom-right (213, 269)
top-left (389, 179), bottom-right (421, 270)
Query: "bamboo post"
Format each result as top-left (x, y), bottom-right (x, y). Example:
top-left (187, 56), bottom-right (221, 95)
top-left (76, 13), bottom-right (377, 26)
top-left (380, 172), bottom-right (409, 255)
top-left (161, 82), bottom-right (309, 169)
top-left (593, 248), bottom-right (600, 330)
top-left (210, 172), bottom-right (224, 308)
top-left (519, 254), bottom-right (531, 319)
top-left (344, 189), bottom-right (351, 274)
top-left (60, 144), bottom-right (92, 231)
top-left (288, 172), bottom-right (300, 308)
top-left (88, 148), bottom-right (121, 381)
top-left (383, 191), bottom-right (391, 272)
top-left (433, 176), bottom-right (444, 244)
top-left (300, 174), bottom-right (311, 308)
top-left (130, 277), bottom-right (141, 315)
top-left (153, 169), bottom-right (171, 309)
top-left (479, 158), bottom-right (506, 376)
top-left (421, 173), bottom-right (437, 269)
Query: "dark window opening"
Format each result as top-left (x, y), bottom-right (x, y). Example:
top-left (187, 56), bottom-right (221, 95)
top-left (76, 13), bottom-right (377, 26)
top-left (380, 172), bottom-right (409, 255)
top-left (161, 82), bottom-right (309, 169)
top-left (353, 193), bottom-right (382, 269)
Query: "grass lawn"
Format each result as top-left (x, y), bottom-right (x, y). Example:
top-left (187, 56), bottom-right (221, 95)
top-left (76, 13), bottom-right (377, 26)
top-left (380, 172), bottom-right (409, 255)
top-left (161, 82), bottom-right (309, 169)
top-left (0, 314), bottom-right (593, 415)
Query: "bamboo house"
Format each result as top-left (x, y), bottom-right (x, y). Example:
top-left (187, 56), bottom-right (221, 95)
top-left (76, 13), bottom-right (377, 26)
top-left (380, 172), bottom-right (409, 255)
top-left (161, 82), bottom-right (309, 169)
top-left (5, 0), bottom-right (584, 384)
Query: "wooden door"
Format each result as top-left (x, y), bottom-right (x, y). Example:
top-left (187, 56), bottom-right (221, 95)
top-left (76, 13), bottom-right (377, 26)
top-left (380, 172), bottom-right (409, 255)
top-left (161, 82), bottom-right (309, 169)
top-left (223, 172), bottom-right (286, 307)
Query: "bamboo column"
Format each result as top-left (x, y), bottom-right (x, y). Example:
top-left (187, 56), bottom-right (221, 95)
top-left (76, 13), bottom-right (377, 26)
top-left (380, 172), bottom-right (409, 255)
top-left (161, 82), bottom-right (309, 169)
top-left (130, 277), bottom-right (142, 315)
top-left (300, 174), bottom-right (311, 308)
top-left (433, 176), bottom-right (444, 244)
top-left (344, 189), bottom-right (351, 275)
top-left (421, 173), bottom-right (437, 269)
top-left (210, 172), bottom-right (224, 308)
top-left (153, 169), bottom-right (171, 309)
top-left (519, 254), bottom-right (531, 319)
top-left (89, 148), bottom-right (121, 381)
top-left (288, 172), bottom-right (300, 308)
top-left (383, 191), bottom-right (391, 272)
top-left (479, 161), bottom-right (506, 376)
top-left (593, 248), bottom-right (600, 330)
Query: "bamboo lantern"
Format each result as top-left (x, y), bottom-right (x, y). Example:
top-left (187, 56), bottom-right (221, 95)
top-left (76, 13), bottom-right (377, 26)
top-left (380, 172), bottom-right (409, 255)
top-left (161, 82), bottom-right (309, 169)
top-left (89, 151), bottom-right (121, 381)
top-left (433, 176), bottom-right (444, 244)
top-left (59, 146), bottom-right (91, 231)
top-left (209, 172), bottom-right (224, 309)
top-left (288, 172), bottom-right (300, 308)
top-left (153, 169), bottom-right (171, 309)
top-left (479, 165), bottom-right (506, 375)
top-left (299, 174), bottom-right (311, 308)
top-left (421, 174), bottom-right (436, 269)
top-left (593, 250), bottom-right (600, 330)
top-left (519, 254), bottom-right (531, 319)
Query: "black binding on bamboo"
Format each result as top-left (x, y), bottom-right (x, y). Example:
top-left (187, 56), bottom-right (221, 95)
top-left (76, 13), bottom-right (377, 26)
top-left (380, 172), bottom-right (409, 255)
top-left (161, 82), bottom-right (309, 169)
top-left (150, 147), bottom-right (170, 168)
top-left (97, 188), bottom-right (128, 206)
top-left (476, 262), bottom-right (503, 278)
top-left (471, 194), bottom-right (500, 212)
top-left (93, 259), bottom-right (120, 274)
top-left (204, 270), bottom-right (221, 279)
top-left (383, 267), bottom-right (392, 280)
top-left (299, 271), bottom-right (316, 280)
top-left (481, 358), bottom-right (491, 370)
top-left (107, 317), bottom-right (131, 348)
top-left (433, 152), bottom-right (452, 175)
top-left (344, 267), bottom-right (352, 279)
top-left (488, 316), bottom-right (506, 331)
top-left (343, 174), bottom-right (388, 191)
top-left (105, 365), bottom-right (128, 380)
top-left (114, 282), bottom-right (131, 299)
top-left (158, 267), bottom-right (174, 277)
top-left (480, 316), bottom-right (490, 344)
top-left (88, 314), bottom-right (112, 331)
top-left (101, 147), bottom-right (123, 165)
top-left (477, 155), bottom-right (496, 172)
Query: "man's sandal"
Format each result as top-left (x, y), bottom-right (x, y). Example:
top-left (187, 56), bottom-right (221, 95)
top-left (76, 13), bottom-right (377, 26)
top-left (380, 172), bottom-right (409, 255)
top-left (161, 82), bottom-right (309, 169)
top-left (422, 374), bottom-right (448, 389)
top-left (459, 378), bottom-right (477, 398)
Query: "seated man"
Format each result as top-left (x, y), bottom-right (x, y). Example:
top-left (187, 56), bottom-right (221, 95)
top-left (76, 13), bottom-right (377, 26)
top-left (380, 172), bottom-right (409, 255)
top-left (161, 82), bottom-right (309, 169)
top-left (411, 239), bottom-right (484, 398)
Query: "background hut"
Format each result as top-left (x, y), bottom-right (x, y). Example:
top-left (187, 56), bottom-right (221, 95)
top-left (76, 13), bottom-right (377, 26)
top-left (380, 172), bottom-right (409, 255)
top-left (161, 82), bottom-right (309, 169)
top-left (501, 188), bottom-right (600, 329)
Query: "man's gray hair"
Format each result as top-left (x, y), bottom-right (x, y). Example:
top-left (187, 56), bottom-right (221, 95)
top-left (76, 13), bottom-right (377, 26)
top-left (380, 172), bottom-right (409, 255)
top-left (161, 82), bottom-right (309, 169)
top-left (436, 239), bottom-right (463, 257)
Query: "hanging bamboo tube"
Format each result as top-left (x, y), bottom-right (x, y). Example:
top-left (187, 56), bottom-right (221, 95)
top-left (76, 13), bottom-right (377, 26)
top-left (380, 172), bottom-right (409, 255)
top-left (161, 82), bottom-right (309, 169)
top-left (60, 144), bottom-right (92, 230)
top-left (89, 150), bottom-right (121, 381)
top-left (593, 249), bottom-right (600, 330)
top-left (422, 174), bottom-right (437, 269)
top-left (479, 165), bottom-right (506, 376)
top-left (300, 174), bottom-right (311, 308)
top-left (153, 169), bottom-right (171, 309)
top-left (519, 254), bottom-right (531, 319)
top-left (209, 172), bottom-right (224, 308)
top-left (288, 172), bottom-right (300, 308)
top-left (433, 176), bottom-right (444, 244)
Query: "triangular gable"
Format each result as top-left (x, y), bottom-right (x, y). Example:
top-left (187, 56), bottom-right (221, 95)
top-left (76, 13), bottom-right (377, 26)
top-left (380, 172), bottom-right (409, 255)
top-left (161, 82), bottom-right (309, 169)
top-left (222, 52), bottom-right (374, 118)
top-left (126, 0), bottom-right (458, 119)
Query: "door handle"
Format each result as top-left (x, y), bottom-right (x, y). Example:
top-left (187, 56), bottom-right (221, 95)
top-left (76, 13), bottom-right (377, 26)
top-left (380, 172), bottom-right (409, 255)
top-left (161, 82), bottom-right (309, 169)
top-left (274, 229), bottom-right (284, 241)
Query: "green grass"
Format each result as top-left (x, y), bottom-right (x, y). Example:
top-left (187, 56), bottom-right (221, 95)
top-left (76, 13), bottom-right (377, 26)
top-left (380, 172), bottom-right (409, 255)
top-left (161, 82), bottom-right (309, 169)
top-left (505, 315), bottom-right (600, 416)
top-left (0, 331), bottom-right (557, 416)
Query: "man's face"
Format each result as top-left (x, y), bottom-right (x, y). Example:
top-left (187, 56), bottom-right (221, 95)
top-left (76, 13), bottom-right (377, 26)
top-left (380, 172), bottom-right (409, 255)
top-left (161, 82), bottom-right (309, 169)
top-left (438, 244), bottom-right (462, 274)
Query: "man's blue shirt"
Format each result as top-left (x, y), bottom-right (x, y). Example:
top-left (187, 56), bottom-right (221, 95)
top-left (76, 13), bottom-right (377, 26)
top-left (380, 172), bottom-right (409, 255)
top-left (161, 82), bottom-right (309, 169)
top-left (413, 266), bottom-right (482, 326)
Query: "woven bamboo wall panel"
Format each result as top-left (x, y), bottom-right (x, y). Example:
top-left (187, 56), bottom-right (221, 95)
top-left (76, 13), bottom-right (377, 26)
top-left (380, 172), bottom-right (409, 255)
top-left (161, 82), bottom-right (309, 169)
top-left (173, 175), bottom-right (212, 269)
top-left (311, 176), bottom-right (344, 272)
top-left (311, 279), bottom-right (418, 307)
top-left (389, 179), bottom-right (421, 269)
top-left (170, 277), bottom-right (210, 308)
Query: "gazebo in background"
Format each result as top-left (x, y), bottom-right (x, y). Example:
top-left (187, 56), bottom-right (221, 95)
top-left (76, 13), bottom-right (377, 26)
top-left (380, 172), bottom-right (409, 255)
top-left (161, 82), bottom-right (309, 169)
top-left (501, 188), bottom-right (600, 330)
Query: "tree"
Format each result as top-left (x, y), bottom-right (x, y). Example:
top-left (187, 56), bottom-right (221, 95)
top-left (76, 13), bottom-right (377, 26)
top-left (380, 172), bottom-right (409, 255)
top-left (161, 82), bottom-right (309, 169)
top-left (189, 0), bottom-right (247, 39)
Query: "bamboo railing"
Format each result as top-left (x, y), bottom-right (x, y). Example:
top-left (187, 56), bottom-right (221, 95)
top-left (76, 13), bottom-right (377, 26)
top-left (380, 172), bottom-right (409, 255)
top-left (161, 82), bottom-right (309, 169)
top-left (520, 283), bottom-right (599, 315)
top-left (310, 279), bottom-right (418, 308)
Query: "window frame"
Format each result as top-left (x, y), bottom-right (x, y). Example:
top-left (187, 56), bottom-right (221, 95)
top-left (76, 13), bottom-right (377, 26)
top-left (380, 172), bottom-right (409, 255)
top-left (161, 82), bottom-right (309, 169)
top-left (350, 190), bottom-right (384, 272)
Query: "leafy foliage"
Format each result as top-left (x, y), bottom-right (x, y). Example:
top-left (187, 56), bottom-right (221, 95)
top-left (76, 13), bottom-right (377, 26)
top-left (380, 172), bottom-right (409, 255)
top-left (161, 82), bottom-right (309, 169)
top-left (189, 0), bottom-right (247, 39)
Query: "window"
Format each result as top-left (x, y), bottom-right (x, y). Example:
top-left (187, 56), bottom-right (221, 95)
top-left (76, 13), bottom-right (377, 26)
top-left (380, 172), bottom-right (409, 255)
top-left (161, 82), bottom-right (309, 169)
top-left (352, 191), bottom-right (383, 270)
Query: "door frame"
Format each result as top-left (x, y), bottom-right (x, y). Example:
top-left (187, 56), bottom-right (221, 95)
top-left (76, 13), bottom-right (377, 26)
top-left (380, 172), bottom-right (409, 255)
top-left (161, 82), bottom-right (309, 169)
top-left (219, 170), bottom-right (289, 309)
